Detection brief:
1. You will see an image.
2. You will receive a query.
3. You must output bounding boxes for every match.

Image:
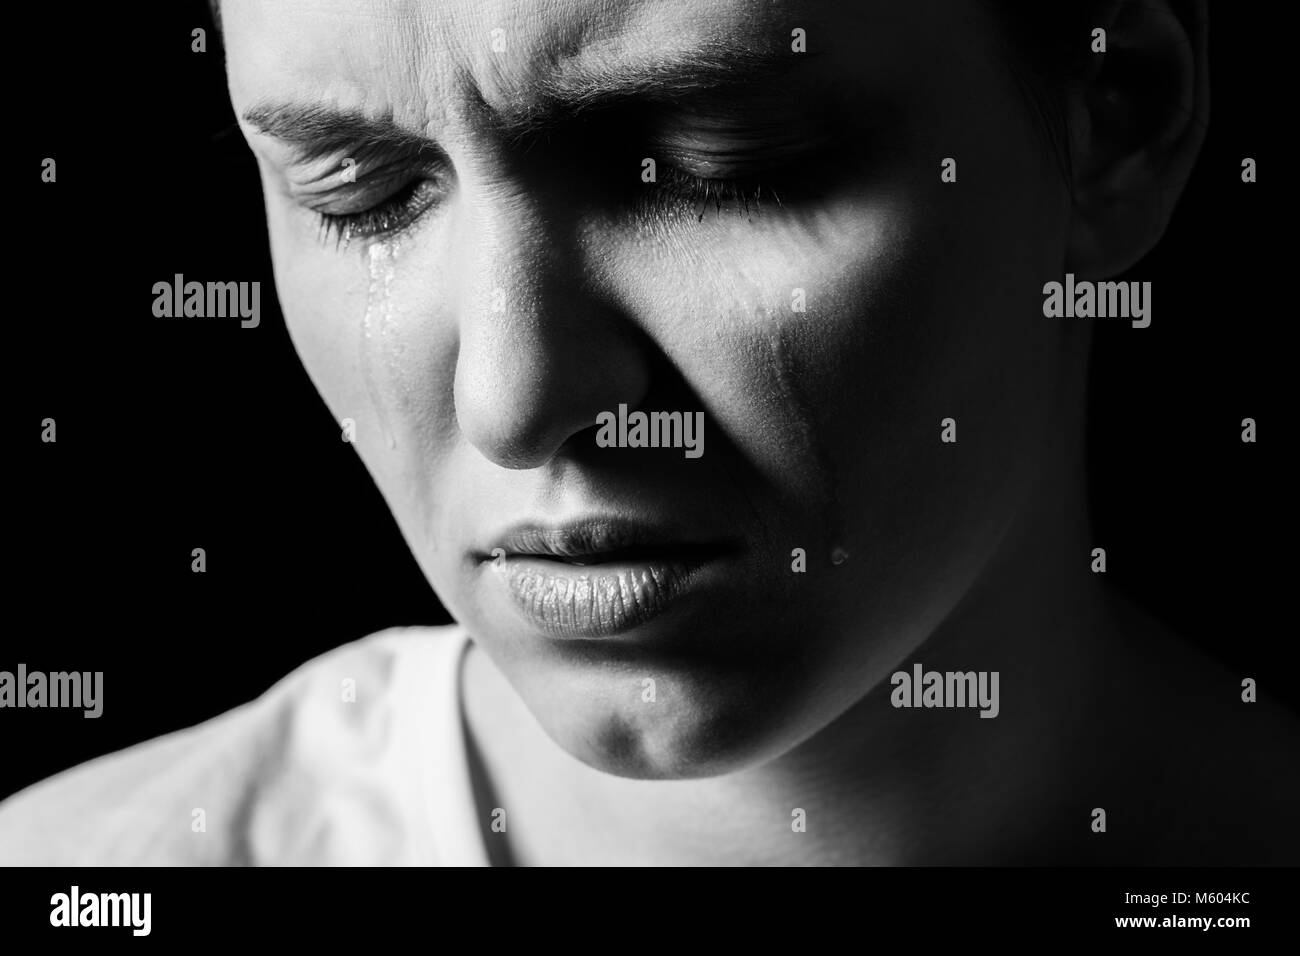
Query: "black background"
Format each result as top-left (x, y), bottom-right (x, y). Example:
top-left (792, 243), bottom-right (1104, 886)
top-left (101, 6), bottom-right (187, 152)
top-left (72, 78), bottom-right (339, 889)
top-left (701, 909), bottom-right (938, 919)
top-left (6, 1), bottom-right (1289, 799)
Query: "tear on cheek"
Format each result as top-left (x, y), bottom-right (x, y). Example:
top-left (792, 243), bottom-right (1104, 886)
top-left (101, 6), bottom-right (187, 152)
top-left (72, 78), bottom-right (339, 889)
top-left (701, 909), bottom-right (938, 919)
top-left (361, 239), bottom-right (419, 453)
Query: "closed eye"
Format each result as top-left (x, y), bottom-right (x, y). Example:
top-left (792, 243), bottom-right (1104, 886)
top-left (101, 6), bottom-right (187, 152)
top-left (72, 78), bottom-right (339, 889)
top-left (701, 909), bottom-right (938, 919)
top-left (314, 177), bottom-right (448, 247)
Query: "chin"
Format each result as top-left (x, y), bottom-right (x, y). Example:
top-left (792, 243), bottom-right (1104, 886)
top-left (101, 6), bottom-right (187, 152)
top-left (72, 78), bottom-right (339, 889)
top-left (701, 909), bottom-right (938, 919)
top-left (522, 665), bottom-right (808, 781)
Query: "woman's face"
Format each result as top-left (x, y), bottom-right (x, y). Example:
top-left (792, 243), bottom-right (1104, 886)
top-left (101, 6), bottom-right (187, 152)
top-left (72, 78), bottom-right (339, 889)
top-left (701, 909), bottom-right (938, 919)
top-left (225, 0), bottom-right (1073, 778)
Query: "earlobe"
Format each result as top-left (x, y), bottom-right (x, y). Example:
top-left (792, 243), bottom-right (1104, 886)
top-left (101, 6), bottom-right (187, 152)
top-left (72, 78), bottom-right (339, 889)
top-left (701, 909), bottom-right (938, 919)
top-left (1064, 0), bottom-right (1208, 277)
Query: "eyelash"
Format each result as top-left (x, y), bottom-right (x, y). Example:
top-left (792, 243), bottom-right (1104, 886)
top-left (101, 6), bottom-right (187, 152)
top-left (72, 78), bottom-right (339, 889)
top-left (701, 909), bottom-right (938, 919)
top-left (314, 166), bottom-right (783, 248)
top-left (642, 168), bottom-right (782, 223)
top-left (316, 179), bottom-right (444, 248)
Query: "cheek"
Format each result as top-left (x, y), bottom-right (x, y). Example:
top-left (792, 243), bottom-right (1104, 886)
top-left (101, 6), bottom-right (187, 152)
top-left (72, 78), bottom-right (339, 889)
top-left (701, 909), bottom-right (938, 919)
top-left (589, 134), bottom-right (1067, 624)
top-left (263, 193), bottom-right (470, 585)
top-left (264, 200), bottom-right (372, 436)
top-left (589, 198), bottom-right (909, 520)
top-left (264, 196), bottom-right (453, 487)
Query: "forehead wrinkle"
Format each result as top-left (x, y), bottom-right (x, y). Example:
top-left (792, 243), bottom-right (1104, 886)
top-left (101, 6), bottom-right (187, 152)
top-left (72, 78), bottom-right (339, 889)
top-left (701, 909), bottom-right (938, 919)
top-left (421, 0), bottom-right (814, 139)
top-left (232, 0), bottom-right (824, 169)
top-left (225, 0), bottom-right (456, 150)
top-left (418, 0), bottom-right (637, 138)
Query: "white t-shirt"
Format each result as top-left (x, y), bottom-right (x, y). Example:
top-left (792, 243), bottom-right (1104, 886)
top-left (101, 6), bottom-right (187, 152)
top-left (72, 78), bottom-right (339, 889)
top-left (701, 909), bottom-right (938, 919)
top-left (0, 626), bottom-right (488, 865)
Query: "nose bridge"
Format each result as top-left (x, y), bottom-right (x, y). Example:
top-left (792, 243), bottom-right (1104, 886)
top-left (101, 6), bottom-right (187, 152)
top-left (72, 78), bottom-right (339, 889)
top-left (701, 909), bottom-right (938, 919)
top-left (469, 181), bottom-right (560, 329)
top-left (451, 175), bottom-right (648, 470)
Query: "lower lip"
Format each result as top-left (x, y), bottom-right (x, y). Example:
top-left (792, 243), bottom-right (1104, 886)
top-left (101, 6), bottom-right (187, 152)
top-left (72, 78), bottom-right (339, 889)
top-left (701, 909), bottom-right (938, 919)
top-left (495, 554), bottom-right (717, 639)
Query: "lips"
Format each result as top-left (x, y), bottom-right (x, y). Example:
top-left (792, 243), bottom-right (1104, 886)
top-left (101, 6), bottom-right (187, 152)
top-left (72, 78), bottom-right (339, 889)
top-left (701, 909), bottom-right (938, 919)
top-left (481, 519), bottom-right (734, 639)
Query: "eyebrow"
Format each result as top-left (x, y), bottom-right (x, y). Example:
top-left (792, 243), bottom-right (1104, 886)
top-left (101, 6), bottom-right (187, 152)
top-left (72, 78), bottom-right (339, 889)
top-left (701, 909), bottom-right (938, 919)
top-left (532, 43), bottom-right (811, 116)
top-left (242, 103), bottom-right (433, 165)
top-left (242, 41), bottom-right (816, 161)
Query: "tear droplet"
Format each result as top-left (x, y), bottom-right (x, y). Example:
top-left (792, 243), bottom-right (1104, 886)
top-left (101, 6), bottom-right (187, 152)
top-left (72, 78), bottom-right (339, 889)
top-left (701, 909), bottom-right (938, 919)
top-left (362, 243), bottom-right (397, 451)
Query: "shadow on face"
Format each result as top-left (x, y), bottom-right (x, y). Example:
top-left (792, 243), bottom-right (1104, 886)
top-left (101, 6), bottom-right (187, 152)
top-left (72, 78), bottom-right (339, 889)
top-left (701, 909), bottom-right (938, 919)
top-left (221, 0), bottom-right (1206, 777)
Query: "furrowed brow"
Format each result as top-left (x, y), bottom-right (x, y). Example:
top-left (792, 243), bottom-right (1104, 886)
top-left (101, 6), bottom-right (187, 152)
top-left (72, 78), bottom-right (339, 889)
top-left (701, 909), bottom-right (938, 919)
top-left (500, 43), bottom-right (818, 141)
top-left (545, 44), bottom-right (804, 103)
top-left (242, 43), bottom-right (818, 155)
top-left (241, 102), bottom-right (435, 165)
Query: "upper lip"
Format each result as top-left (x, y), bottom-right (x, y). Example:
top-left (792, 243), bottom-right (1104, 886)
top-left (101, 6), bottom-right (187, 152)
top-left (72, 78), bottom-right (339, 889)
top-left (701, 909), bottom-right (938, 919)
top-left (484, 518), bottom-right (730, 566)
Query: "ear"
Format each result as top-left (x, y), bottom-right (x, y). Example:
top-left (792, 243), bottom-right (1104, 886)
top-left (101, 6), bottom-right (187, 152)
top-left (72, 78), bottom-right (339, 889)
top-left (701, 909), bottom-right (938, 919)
top-left (1064, 0), bottom-right (1208, 277)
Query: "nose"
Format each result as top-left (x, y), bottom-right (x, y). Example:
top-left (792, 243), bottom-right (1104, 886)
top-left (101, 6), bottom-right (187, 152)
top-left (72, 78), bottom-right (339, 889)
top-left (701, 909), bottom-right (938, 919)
top-left (450, 182), bottom-right (649, 469)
